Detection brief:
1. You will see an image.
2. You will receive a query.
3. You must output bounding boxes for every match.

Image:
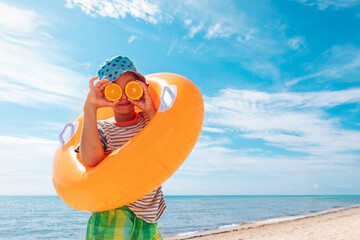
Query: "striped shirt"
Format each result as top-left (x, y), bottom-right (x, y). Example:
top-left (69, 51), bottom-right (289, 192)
top-left (90, 111), bottom-right (167, 223)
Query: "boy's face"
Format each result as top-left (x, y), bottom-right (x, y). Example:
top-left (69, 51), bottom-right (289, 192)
top-left (111, 72), bottom-right (137, 114)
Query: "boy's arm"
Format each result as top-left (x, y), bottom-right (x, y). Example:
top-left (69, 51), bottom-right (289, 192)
top-left (79, 77), bottom-right (115, 167)
top-left (79, 103), bottom-right (106, 167)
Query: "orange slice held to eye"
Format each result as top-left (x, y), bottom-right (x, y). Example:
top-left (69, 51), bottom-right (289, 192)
top-left (104, 83), bottom-right (122, 101)
top-left (125, 81), bottom-right (143, 100)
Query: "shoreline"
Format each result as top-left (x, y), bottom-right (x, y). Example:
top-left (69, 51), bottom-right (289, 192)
top-left (165, 205), bottom-right (360, 240)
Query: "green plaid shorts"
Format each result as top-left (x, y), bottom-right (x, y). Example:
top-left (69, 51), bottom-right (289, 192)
top-left (85, 205), bottom-right (163, 240)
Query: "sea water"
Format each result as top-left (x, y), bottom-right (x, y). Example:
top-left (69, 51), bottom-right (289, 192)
top-left (0, 195), bottom-right (359, 239)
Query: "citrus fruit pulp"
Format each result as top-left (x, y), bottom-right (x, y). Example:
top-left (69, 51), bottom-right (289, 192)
top-left (125, 81), bottom-right (143, 100)
top-left (104, 83), bottom-right (122, 101)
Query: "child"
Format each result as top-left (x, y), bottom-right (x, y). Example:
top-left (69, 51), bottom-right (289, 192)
top-left (79, 56), bottom-right (167, 239)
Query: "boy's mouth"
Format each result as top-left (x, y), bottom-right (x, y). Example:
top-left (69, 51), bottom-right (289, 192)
top-left (118, 102), bottom-right (130, 106)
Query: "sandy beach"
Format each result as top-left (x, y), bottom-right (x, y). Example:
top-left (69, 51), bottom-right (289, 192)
top-left (171, 206), bottom-right (360, 240)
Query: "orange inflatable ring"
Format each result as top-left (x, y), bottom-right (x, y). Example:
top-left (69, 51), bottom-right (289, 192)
top-left (52, 73), bottom-right (204, 212)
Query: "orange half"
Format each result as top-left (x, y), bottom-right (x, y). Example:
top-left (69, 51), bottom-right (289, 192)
top-left (125, 81), bottom-right (143, 100)
top-left (104, 83), bottom-right (122, 101)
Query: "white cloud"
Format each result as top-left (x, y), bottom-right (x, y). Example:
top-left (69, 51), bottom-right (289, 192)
top-left (0, 175), bottom-right (55, 195)
top-left (128, 34), bottom-right (137, 43)
top-left (186, 141), bottom-right (354, 174)
top-left (166, 40), bottom-right (178, 56)
top-left (237, 34), bottom-right (252, 42)
top-left (65, 0), bottom-right (163, 24)
top-left (0, 135), bottom-right (58, 195)
top-left (0, 2), bottom-right (89, 109)
top-left (0, 2), bottom-right (38, 34)
top-left (202, 127), bottom-right (225, 133)
top-left (184, 18), bottom-right (192, 26)
top-left (234, 30), bottom-right (283, 57)
top-left (294, 0), bottom-right (360, 10)
top-left (204, 87), bottom-right (360, 158)
top-left (168, 1), bottom-right (292, 82)
top-left (242, 60), bottom-right (281, 80)
top-left (0, 38), bottom-right (88, 108)
top-left (162, 131), bottom-right (360, 194)
top-left (64, 0), bottom-right (291, 85)
top-left (205, 22), bottom-right (234, 39)
top-left (288, 36), bottom-right (308, 52)
top-left (173, 0), bottom-right (288, 61)
top-left (286, 44), bottom-right (360, 86)
top-left (174, 1), bottom-right (252, 41)
top-left (65, 0), bottom-right (285, 56)
top-left (195, 135), bottom-right (232, 149)
top-left (184, 22), bottom-right (204, 39)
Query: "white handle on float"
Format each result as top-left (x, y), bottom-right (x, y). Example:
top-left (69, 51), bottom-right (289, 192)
top-left (59, 122), bottom-right (79, 147)
top-left (158, 85), bottom-right (177, 112)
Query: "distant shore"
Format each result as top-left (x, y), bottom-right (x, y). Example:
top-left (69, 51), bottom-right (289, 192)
top-left (168, 206), bottom-right (360, 240)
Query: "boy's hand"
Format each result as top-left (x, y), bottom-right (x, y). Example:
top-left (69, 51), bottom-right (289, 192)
top-left (127, 80), bottom-right (156, 119)
top-left (84, 76), bottom-right (120, 110)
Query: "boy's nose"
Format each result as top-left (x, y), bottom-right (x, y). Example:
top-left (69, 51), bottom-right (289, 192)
top-left (121, 88), bottom-right (127, 100)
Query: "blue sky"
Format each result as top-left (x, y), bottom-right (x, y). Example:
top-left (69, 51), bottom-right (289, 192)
top-left (1, 0), bottom-right (360, 195)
